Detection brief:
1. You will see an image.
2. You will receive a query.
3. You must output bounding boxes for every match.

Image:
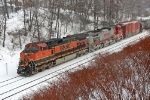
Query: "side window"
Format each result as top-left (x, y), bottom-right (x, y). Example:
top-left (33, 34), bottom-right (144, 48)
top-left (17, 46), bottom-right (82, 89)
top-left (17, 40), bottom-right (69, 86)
top-left (40, 47), bottom-right (47, 50)
top-left (51, 50), bottom-right (54, 54)
top-left (32, 47), bottom-right (39, 51)
top-left (25, 46), bottom-right (30, 51)
top-left (43, 47), bottom-right (47, 50)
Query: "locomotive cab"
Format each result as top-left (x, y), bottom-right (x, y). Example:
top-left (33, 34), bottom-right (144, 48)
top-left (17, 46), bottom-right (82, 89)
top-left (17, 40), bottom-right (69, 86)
top-left (20, 43), bottom-right (40, 66)
top-left (17, 43), bottom-right (41, 75)
top-left (114, 25), bottom-right (123, 35)
top-left (23, 44), bottom-right (39, 53)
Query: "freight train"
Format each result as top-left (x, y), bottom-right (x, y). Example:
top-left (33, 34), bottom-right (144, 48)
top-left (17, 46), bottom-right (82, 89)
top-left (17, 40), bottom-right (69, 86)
top-left (17, 20), bottom-right (150, 76)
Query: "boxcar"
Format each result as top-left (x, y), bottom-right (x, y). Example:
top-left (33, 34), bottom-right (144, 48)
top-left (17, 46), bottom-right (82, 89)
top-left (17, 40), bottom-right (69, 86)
top-left (117, 21), bottom-right (140, 38)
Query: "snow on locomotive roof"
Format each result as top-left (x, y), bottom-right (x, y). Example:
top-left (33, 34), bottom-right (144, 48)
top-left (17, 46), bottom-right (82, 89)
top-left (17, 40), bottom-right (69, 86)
top-left (89, 27), bottom-right (111, 33)
top-left (120, 21), bottom-right (139, 25)
top-left (37, 43), bottom-right (47, 47)
top-left (101, 29), bottom-right (110, 32)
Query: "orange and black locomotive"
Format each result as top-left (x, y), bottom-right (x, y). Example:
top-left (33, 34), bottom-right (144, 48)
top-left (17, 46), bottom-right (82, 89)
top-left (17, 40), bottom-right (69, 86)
top-left (17, 34), bottom-right (88, 75)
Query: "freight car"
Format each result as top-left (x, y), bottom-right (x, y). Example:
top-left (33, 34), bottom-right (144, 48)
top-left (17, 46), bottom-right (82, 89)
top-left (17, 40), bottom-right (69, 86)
top-left (115, 21), bottom-right (141, 38)
top-left (17, 20), bottom-right (143, 76)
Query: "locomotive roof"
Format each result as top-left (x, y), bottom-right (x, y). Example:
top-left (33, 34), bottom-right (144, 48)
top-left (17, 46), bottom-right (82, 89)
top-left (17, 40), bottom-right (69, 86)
top-left (45, 38), bottom-right (62, 42)
top-left (27, 27), bottom-right (113, 46)
top-left (66, 33), bottom-right (89, 40)
top-left (118, 21), bottom-right (140, 26)
top-left (89, 27), bottom-right (112, 33)
top-left (37, 43), bottom-right (47, 47)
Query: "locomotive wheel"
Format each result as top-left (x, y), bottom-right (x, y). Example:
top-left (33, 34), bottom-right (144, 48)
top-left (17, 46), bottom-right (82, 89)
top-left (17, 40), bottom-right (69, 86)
top-left (41, 66), bottom-right (45, 72)
top-left (51, 61), bottom-right (56, 67)
top-left (17, 68), bottom-right (21, 74)
top-left (76, 52), bottom-right (81, 57)
top-left (47, 62), bottom-right (52, 69)
top-left (32, 69), bottom-right (38, 75)
top-left (25, 67), bottom-right (32, 76)
top-left (98, 45), bottom-right (102, 49)
top-left (101, 44), bottom-right (104, 48)
top-left (95, 45), bottom-right (98, 50)
top-left (111, 39), bottom-right (115, 44)
top-left (40, 68), bottom-right (43, 72)
top-left (85, 49), bottom-right (88, 54)
top-left (121, 36), bottom-right (123, 40)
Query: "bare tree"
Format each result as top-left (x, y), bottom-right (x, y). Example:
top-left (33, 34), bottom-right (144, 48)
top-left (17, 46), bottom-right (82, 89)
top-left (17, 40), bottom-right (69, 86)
top-left (4, 0), bottom-right (9, 18)
top-left (9, 0), bottom-right (14, 12)
top-left (22, 0), bottom-right (29, 36)
top-left (48, 0), bottom-right (55, 38)
top-left (34, 0), bottom-right (41, 41)
top-left (2, 0), bottom-right (7, 47)
top-left (18, 30), bottom-right (22, 49)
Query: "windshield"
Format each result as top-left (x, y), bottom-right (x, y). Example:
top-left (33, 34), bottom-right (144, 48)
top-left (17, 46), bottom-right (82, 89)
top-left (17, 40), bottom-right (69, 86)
top-left (23, 46), bottom-right (39, 53)
top-left (32, 47), bottom-right (39, 51)
top-left (24, 46), bottom-right (30, 51)
top-left (19, 58), bottom-right (24, 65)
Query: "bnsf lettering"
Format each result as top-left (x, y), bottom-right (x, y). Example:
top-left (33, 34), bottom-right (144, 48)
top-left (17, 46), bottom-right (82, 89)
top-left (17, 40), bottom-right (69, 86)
top-left (60, 44), bottom-right (70, 51)
top-left (104, 33), bottom-right (110, 38)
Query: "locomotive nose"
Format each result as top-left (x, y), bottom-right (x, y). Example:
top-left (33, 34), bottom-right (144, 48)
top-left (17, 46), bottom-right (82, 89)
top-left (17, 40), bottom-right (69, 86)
top-left (17, 66), bottom-right (26, 74)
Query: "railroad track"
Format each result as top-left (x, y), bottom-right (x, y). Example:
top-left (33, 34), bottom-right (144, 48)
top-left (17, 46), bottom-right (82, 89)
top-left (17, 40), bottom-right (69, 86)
top-left (0, 76), bottom-right (26, 88)
top-left (0, 76), bottom-right (21, 84)
top-left (0, 31), bottom-right (149, 100)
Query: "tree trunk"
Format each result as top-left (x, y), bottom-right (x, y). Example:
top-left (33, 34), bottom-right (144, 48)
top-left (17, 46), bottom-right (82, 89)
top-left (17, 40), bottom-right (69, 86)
top-left (4, 0), bottom-right (9, 18)
top-left (2, 0), bottom-right (7, 47)
top-left (18, 31), bottom-right (22, 49)
top-left (103, 0), bottom-right (106, 23)
top-left (22, 0), bottom-right (27, 36)
top-left (94, 0), bottom-right (97, 30)
top-left (35, 13), bottom-right (40, 41)
top-left (9, 0), bottom-right (14, 13)
top-left (3, 24), bottom-right (6, 47)
top-left (56, 7), bottom-right (60, 38)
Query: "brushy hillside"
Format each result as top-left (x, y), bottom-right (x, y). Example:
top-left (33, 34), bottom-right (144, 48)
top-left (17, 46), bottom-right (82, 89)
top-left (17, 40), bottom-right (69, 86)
top-left (22, 32), bottom-right (150, 100)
